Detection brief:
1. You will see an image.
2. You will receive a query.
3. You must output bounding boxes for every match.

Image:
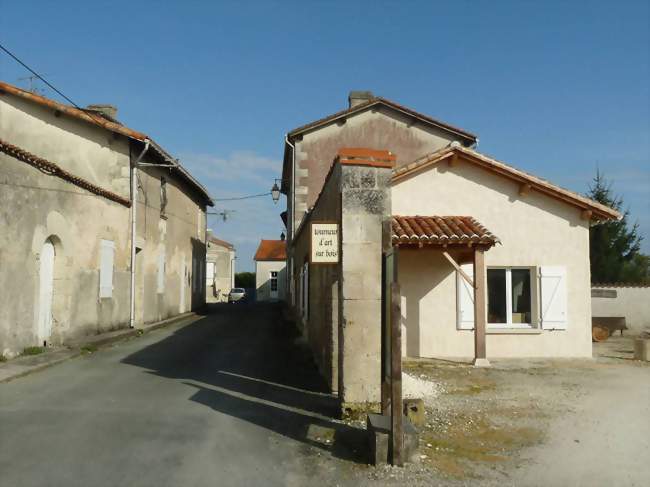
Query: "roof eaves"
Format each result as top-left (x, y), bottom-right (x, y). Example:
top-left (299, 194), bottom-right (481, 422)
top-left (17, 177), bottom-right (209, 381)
top-left (392, 145), bottom-right (621, 221)
top-left (1, 80), bottom-right (213, 207)
top-left (287, 97), bottom-right (477, 142)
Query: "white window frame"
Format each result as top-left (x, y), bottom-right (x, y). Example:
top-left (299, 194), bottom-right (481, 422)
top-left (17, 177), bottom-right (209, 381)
top-left (487, 266), bottom-right (535, 329)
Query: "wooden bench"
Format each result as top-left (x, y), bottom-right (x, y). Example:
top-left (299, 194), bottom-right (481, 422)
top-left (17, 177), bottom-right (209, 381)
top-left (592, 317), bottom-right (627, 338)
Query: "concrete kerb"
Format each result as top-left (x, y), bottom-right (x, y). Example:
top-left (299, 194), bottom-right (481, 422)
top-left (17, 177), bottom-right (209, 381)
top-left (0, 312), bottom-right (202, 384)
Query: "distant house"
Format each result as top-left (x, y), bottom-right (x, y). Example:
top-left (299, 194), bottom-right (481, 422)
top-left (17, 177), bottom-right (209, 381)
top-left (0, 81), bottom-right (213, 358)
top-left (206, 232), bottom-right (235, 303)
top-left (254, 240), bottom-right (287, 302)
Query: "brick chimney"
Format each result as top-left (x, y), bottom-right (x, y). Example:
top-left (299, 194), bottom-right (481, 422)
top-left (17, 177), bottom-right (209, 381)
top-left (348, 91), bottom-right (374, 108)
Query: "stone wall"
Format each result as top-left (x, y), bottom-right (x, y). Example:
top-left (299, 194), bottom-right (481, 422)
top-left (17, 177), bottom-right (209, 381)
top-left (592, 285), bottom-right (650, 335)
top-left (0, 92), bottom-right (207, 357)
top-left (291, 149), bottom-right (393, 405)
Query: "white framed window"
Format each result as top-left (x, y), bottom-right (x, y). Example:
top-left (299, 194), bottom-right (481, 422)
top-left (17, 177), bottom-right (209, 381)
top-left (487, 267), bottom-right (534, 329)
top-left (157, 250), bottom-right (166, 294)
top-left (99, 239), bottom-right (115, 298)
top-left (270, 271), bottom-right (278, 292)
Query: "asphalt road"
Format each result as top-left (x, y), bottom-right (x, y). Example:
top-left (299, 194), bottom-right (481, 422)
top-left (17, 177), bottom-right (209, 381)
top-left (0, 303), bottom-right (354, 487)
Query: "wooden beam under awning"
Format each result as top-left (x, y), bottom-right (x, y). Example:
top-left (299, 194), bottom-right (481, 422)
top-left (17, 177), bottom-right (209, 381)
top-left (442, 250), bottom-right (474, 287)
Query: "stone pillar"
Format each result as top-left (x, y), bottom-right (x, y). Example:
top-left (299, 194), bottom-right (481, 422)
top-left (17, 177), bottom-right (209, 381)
top-left (336, 148), bottom-right (395, 408)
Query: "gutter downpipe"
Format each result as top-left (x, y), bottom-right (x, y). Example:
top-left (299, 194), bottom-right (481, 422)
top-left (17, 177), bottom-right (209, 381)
top-left (284, 134), bottom-right (295, 304)
top-left (129, 139), bottom-right (150, 328)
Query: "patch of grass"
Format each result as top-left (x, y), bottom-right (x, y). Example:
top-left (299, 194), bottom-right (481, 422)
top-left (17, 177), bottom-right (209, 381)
top-left (22, 346), bottom-right (45, 356)
top-left (420, 413), bottom-right (543, 479)
top-left (0, 354), bottom-right (7, 362)
top-left (81, 345), bottom-right (98, 354)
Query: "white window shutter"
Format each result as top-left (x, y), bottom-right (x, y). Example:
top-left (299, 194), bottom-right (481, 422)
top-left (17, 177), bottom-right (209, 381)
top-left (540, 266), bottom-right (567, 330)
top-left (99, 240), bottom-right (114, 298)
top-left (456, 263), bottom-right (474, 330)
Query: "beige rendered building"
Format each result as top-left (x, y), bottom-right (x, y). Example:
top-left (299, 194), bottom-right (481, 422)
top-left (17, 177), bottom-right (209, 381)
top-left (280, 92), bottom-right (619, 404)
top-left (254, 240), bottom-right (287, 302)
top-left (205, 232), bottom-right (235, 303)
top-left (0, 81), bottom-right (213, 358)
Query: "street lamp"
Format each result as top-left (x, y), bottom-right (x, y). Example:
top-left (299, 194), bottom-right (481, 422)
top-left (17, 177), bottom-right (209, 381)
top-left (271, 181), bottom-right (281, 204)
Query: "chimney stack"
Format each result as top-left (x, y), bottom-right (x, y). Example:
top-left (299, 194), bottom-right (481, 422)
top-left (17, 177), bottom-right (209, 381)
top-left (86, 104), bottom-right (118, 122)
top-left (348, 91), bottom-right (374, 108)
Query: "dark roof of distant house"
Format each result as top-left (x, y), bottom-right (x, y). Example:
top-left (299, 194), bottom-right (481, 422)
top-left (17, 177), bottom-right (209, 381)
top-left (254, 240), bottom-right (287, 261)
top-left (0, 80), bottom-right (213, 206)
top-left (287, 96), bottom-right (477, 142)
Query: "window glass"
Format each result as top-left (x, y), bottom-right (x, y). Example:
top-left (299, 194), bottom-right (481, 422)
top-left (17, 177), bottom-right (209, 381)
top-left (511, 269), bottom-right (532, 323)
top-left (487, 269), bottom-right (507, 324)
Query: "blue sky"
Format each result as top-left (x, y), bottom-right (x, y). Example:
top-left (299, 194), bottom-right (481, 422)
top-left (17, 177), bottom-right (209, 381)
top-left (1, 0), bottom-right (648, 270)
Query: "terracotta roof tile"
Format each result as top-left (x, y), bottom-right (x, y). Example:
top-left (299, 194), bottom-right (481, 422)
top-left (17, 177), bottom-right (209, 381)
top-left (0, 80), bottom-right (213, 206)
top-left (392, 216), bottom-right (499, 247)
top-left (254, 240), bottom-right (287, 261)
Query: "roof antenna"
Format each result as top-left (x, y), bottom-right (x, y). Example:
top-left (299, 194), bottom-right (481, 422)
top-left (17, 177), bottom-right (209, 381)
top-left (18, 74), bottom-right (44, 94)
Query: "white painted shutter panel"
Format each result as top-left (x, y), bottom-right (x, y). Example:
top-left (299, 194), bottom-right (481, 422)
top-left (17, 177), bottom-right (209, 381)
top-left (540, 266), bottom-right (567, 330)
top-left (99, 240), bottom-right (115, 298)
top-left (456, 263), bottom-right (474, 330)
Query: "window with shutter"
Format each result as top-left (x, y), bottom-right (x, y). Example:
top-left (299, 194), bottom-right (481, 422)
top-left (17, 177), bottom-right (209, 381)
top-left (456, 263), bottom-right (474, 330)
top-left (99, 240), bottom-right (115, 298)
top-left (540, 266), bottom-right (567, 330)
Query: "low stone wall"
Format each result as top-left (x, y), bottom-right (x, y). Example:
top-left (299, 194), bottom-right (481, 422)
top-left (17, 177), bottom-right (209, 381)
top-left (592, 285), bottom-right (650, 335)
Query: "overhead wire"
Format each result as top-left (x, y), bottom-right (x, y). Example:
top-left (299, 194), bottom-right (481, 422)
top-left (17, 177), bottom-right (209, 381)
top-left (1, 43), bottom-right (281, 208)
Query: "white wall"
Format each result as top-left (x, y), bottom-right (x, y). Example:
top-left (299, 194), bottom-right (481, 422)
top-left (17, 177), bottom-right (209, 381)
top-left (392, 158), bottom-right (593, 358)
top-left (592, 286), bottom-right (650, 335)
top-left (255, 260), bottom-right (287, 302)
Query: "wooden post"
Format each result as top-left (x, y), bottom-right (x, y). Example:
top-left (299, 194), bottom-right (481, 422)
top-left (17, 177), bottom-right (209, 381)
top-left (473, 248), bottom-right (490, 367)
top-left (390, 279), bottom-right (403, 466)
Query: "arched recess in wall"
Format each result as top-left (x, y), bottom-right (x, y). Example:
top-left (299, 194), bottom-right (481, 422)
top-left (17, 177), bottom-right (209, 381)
top-left (36, 235), bottom-right (67, 347)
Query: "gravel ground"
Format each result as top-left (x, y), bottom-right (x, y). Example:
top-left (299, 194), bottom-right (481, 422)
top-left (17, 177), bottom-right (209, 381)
top-left (314, 336), bottom-right (649, 486)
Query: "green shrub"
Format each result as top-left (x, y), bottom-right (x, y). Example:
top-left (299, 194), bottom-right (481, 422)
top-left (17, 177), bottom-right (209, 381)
top-left (22, 346), bottom-right (45, 356)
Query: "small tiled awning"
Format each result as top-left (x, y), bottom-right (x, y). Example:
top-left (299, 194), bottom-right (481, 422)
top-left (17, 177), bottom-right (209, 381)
top-left (392, 216), bottom-right (499, 247)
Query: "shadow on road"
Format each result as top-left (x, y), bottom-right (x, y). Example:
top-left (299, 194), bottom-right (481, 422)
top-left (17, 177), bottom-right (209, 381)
top-left (121, 302), bottom-right (367, 463)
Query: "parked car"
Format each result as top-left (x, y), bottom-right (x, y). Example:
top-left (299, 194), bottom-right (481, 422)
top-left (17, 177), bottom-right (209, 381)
top-left (228, 288), bottom-right (246, 303)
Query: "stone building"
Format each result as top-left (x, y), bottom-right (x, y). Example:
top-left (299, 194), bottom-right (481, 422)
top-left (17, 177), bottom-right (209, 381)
top-left (205, 232), bottom-right (235, 303)
top-left (280, 92), bottom-right (619, 405)
top-left (0, 81), bottom-right (213, 358)
top-left (254, 239), bottom-right (287, 302)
